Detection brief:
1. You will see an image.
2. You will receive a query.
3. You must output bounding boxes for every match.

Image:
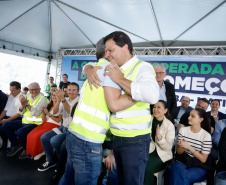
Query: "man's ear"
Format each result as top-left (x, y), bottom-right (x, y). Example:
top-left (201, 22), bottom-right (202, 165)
top-left (123, 44), bottom-right (128, 51)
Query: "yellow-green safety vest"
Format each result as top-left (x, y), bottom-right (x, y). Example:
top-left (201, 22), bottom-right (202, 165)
top-left (22, 93), bottom-right (48, 125)
top-left (110, 59), bottom-right (154, 137)
top-left (69, 59), bottom-right (110, 143)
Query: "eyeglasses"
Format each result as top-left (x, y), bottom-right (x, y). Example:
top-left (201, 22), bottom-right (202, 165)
top-left (29, 89), bottom-right (39, 91)
top-left (156, 72), bottom-right (165, 75)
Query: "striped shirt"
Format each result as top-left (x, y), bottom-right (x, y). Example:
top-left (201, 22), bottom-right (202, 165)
top-left (178, 126), bottom-right (212, 157)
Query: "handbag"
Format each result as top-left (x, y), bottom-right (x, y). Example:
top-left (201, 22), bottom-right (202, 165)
top-left (175, 152), bottom-right (215, 172)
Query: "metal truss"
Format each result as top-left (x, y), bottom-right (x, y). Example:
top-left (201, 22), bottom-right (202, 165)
top-left (61, 46), bottom-right (226, 56)
top-left (55, 49), bottom-right (63, 86)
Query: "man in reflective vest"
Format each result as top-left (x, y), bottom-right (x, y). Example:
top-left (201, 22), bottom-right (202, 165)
top-left (3, 82), bottom-right (48, 159)
top-left (59, 38), bottom-right (136, 185)
top-left (85, 31), bottom-right (160, 185)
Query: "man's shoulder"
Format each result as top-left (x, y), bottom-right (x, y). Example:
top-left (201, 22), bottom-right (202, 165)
top-left (164, 80), bottom-right (174, 88)
top-left (216, 119), bottom-right (226, 126)
top-left (181, 111), bottom-right (190, 118)
top-left (186, 106), bottom-right (193, 112)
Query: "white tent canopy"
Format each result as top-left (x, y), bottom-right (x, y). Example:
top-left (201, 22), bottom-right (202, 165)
top-left (1, 0), bottom-right (226, 59)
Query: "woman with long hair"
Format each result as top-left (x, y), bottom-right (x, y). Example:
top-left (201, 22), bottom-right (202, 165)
top-left (168, 108), bottom-right (212, 185)
top-left (26, 92), bottom-right (62, 158)
top-left (144, 100), bottom-right (175, 185)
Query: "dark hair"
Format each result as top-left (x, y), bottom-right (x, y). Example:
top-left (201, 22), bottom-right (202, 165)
top-left (62, 85), bottom-right (68, 90)
top-left (104, 31), bottom-right (133, 55)
top-left (198, 98), bottom-right (210, 105)
top-left (23, 87), bottom-right (28, 91)
top-left (47, 94), bottom-right (54, 111)
top-left (68, 82), bottom-right (79, 91)
top-left (10, 81), bottom-right (21, 89)
top-left (71, 102), bottom-right (78, 118)
top-left (96, 38), bottom-right (105, 60)
top-left (51, 84), bottom-right (57, 88)
top-left (49, 76), bottom-right (54, 80)
top-left (155, 100), bottom-right (171, 120)
top-left (194, 108), bottom-right (211, 134)
top-left (63, 74), bottom-right (68, 78)
top-left (211, 99), bottom-right (220, 106)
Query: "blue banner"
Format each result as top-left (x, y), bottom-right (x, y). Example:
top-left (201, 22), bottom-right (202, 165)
top-left (62, 56), bottom-right (226, 113)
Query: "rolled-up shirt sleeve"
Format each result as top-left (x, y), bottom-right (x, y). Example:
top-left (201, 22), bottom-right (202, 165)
top-left (30, 97), bottom-right (48, 117)
top-left (131, 62), bottom-right (159, 104)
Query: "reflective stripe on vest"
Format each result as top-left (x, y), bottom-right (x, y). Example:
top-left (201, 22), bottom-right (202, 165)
top-left (78, 100), bottom-right (110, 122)
top-left (110, 121), bottom-right (151, 131)
top-left (72, 116), bottom-right (108, 135)
top-left (110, 60), bottom-right (152, 137)
top-left (111, 109), bottom-right (150, 119)
top-left (23, 116), bottom-right (42, 122)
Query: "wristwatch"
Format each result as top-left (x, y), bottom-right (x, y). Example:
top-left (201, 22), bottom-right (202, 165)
top-left (61, 99), bottom-right (66, 103)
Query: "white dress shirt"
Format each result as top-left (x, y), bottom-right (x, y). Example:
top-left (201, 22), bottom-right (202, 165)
top-left (159, 82), bottom-right (167, 102)
top-left (121, 56), bottom-right (159, 104)
top-left (4, 92), bottom-right (25, 117)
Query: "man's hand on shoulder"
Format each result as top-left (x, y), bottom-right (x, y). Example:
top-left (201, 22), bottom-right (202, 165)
top-left (85, 65), bottom-right (102, 90)
top-left (104, 62), bottom-right (124, 84)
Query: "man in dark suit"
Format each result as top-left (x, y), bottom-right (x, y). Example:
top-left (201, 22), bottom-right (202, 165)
top-left (171, 96), bottom-right (193, 127)
top-left (151, 64), bottom-right (177, 117)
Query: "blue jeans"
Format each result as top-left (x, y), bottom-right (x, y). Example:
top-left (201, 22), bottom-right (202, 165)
top-left (215, 172), bottom-right (226, 185)
top-left (59, 131), bottom-right (102, 185)
top-left (168, 161), bottom-right (207, 185)
top-left (2, 120), bottom-right (23, 147)
top-left (107, 164), bottom-right (118, 185)
top-left (40, 126), bottom-right (67, 163)
top-left (2, 120), bottom-right (37, 149)
top-left (112, 134), bottom-right (151, 185)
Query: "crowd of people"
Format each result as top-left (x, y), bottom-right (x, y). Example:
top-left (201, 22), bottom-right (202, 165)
top-left (0, 31), bottom-right (226, 185)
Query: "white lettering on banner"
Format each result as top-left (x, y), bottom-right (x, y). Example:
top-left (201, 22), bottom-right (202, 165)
top-left (220, 79), bottom-right (226, 93)
top-left (192, 77), bottom-right (205, 91)
top-left (165, 76), bottom-right (174, 84)
top-left (205, 78), bottom-right (220, 95)
top-left (174, 76), bottom-right (191, 90)
top-left (165, 75), bottom-right (226, 95)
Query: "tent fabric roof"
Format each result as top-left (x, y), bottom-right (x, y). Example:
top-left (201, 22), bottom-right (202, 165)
top-left (1, 0), bottom-right (226, 55)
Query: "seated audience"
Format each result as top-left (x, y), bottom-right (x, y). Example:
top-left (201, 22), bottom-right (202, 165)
top-left (0, 81), bottom-right (25, 146)
top-left (171, 96), bottom-right (193, 128)
top-left (59, 74), bottom-right (70, 90)
top-left (22, 87), bottom-right (29, 95)
top-left (38, 82), bottom-right (79, 171)
top-left (215, 127), bottom-right (226, 185)
top-left (168, 108), bottom-right (212, 185)
top-left (26, 92), bottom-right (62, 158)
top-left (178, 98), bottom-right (215, 134)
top-left (2, 82), bottom-right (48, 159)
top-left (207, 99), bottom-right (225, 127)
top-left (144, 100), bottom-right (175, 185)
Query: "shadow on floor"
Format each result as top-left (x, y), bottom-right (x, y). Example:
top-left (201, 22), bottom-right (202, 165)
top-left (0, 148), bottom-right (55, 185)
